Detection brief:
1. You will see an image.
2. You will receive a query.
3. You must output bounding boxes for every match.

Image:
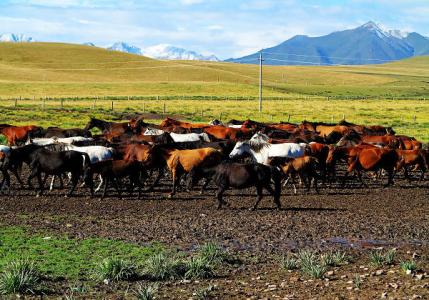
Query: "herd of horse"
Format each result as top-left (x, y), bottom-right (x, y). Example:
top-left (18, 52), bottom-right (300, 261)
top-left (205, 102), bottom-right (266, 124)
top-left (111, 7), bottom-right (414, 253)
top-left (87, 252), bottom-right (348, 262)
top-left (0, 116), bottom-right (427, 210)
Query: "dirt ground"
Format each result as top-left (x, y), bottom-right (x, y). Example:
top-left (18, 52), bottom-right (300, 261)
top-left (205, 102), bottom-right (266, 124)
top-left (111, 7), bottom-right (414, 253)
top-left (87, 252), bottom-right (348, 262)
top-left (1, 170), bottom-right (429, 299)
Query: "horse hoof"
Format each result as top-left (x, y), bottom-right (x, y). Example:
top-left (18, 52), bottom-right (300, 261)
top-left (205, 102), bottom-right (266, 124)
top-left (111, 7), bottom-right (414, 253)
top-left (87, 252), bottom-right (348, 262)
top-left (167, 194), bottom-right (173, 199)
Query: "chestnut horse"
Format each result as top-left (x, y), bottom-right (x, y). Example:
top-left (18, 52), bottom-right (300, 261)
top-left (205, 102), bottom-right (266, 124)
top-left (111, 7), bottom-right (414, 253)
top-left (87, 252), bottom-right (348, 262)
top-left (159, 117), bottom-right (207, 129)
top-left (0, 125), bottom-right (43, 146)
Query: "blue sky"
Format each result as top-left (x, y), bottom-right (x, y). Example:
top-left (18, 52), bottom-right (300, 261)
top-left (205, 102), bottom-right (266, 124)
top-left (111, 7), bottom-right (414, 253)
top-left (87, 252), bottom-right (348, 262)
top-left (1, 0), bottom-right (428, 59)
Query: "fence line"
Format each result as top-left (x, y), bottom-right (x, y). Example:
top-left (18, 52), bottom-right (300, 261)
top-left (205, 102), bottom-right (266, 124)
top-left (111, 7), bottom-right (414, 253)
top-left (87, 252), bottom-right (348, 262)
top-left (0, 95), bottom-right (428, 102)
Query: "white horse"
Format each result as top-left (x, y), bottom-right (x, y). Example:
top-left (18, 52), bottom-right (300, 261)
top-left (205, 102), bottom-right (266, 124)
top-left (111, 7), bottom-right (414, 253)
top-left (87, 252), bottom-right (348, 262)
top-left (54, 144), bottom-right (114, 192)
top-left (27, 137), bottom-right (93, 146)
top-left (229, 133), bottom-right (307, 165)
top-left (169, 132), bottom-right (211, 143)
top-left (143, 128), bottom-right (165, 136)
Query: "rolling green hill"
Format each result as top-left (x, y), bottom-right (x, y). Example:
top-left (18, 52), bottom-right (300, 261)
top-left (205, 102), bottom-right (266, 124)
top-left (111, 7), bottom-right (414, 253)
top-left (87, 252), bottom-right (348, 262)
top-left (0, 42), bottom-right (428, 98)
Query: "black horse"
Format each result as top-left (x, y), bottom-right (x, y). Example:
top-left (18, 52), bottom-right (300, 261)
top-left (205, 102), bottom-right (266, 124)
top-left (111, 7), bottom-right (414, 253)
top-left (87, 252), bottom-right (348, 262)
top-left (198, 162), bottom-right (282, 210)
top-left (28, 149), bottom-right (90, 197)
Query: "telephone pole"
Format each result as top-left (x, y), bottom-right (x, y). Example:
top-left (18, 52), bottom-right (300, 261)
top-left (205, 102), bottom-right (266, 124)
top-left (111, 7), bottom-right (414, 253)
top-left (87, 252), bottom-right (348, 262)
top-left (259, 51), bottom-right (264, 112)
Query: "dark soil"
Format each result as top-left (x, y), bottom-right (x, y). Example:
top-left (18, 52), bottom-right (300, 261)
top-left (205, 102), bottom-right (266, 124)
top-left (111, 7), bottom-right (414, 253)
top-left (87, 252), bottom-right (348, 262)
top-left (1, 170), bottom-right (429, 299)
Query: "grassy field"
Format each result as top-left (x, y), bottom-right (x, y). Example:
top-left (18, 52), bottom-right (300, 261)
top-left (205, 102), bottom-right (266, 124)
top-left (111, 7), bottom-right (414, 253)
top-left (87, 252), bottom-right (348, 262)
top-left (0, 98), bottom-right (428, 141)
top-left (0, 42), bottom-right (428, 141)
top-left (0, 42), bottom-right (428, 98)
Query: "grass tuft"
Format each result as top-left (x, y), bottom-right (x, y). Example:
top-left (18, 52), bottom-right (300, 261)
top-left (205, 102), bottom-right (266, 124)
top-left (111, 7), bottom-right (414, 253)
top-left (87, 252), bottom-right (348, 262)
top-left (197, 242), bottom-right (228, 266)
top-left (353, 274), bottom-right (362, 289)
top-left (94, 257), bottom-right (137, 282)
top-left (144, 253), bottom-right (185, 281)
top-left (280, 255), bottom-right (298, 271)
top-left (369, 250), bottom-right (385, 268)
top-left (185, 257), bottom-right (215, 280)
top-left (400, 260), bottom-right (417, 273)
top-left (133, 283), bottom-right (159, 300)
top-left (0, 259), bottom-right (40, 295)
top-left (193, 285), bottom-right (216, 300)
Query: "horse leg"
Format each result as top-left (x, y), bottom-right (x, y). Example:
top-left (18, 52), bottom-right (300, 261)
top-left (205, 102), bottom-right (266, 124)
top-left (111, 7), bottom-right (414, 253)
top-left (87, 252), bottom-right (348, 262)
top-left (36, 172), bottom-right (44, 197)
top-left (95, 175), bottom-right (103, 192)
top-left (27, 167), bottom-right (39, 194)
top-left (101, 177), bottom-right (109, 200)
top-left (216, 186), bottom-right (226, 209)
top-left (252, 185), bottom-right (264, 211)
top-left (356, 170), bottom-right (368, 188)
top-left (313, 172), bottom-right (319, 194)
top-left (146, 167), bottom-right (164, 192)
top-left (264, 184), bottom-right (281, 209)
top-left (113, 178), bottom-right (122, 199)
top-left (385, 168), bottom-right (395, 187)
top-left (66, 173), bottom-right (79, 197)
top-left (169, 168), bottom-right (182, 198)
top-left (200, 177), bottom-right (211, 195)
top-left (49, 175), bottom-right (55, 191)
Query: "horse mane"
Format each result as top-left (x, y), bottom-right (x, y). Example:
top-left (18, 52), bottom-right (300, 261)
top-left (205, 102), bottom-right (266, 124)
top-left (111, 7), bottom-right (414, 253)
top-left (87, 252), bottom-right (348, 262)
top-left (248, 139), bottom-right (270, 152)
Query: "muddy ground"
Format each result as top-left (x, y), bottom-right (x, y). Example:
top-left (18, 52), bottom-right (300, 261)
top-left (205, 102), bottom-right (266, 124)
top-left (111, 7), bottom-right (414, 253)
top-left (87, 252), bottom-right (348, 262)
top-left (1, 170), bottom-right (428, 299)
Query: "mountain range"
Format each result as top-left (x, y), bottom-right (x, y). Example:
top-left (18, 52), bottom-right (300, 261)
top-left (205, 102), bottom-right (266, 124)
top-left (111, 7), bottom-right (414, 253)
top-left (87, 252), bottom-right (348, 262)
top-left (227, 21), bottom-right (429, 65)
top-left (2, 22), bottom-right (429, 65)
top-left (0, 33), bottom-right (35, 42)
top-left (107, 42), bottom-right (219, 61)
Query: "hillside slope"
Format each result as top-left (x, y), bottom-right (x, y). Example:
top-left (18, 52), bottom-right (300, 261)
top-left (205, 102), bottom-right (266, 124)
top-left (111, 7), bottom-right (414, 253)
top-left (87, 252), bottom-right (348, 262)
top-left (0, 42), bottom-right (428, 98)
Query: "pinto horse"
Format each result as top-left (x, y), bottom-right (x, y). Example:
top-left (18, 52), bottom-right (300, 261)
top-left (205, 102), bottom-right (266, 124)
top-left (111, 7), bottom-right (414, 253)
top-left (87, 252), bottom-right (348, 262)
top-left (0, 125), bottom-right (43, 146)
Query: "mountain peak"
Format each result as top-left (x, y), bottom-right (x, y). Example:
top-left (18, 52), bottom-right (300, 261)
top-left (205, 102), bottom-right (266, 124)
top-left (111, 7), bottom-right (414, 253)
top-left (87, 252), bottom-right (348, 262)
top-left (361, 21), bottom-right (381, 31)
top-left (108, 42), bottom-right (142, 55)
top-left (0, 33), bottom-right (35, 42)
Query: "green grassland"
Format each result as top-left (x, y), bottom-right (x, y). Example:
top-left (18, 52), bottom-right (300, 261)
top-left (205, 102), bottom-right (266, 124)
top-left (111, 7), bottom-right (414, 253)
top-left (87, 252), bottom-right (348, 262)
top-left (0, 42), bottom-right (428, 98)
top-left (0, 226), bottom-right (161, 280)
top-left (0, 42), bottom-right (428, 141)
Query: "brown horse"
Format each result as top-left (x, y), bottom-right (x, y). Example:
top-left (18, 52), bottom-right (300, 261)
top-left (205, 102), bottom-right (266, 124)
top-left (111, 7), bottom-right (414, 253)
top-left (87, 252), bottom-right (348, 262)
top-left (84, 117), bottom-right (133, 137)
top-left (395, 149), bottom-right (427, 182)
top-left (345, 147), bottom-right (399, 187)
top-left (159, 117), bottom-right (206, 129)
top-left (0, 125), bottom-right (43, 146)
top-left (203, 126), bottom-right (252, 141)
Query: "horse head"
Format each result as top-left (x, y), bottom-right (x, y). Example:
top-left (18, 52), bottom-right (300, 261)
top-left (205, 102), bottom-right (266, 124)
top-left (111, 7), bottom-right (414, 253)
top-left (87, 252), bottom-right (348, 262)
top-left (229, 141), bottom-right (251, 159)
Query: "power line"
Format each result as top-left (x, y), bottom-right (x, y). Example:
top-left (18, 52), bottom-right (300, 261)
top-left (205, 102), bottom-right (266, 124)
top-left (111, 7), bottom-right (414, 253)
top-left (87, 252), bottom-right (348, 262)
top-left (259, 51), bottom-right (397, 62)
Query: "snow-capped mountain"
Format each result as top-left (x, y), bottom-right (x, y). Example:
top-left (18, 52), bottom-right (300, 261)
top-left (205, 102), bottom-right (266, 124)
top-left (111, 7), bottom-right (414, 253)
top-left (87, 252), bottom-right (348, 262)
top-left (83, 42), bottom-right (95, 46)
top-left (142, 44), bottom-right (219, 61)
top-left (228, 21), bottom-right (429, 65)
top-left (106, 42), bottom-right (219, 61)
top-left (107, 42), bottom-right (142, 55)
top-left (0, 33), bottom-right (35, 42)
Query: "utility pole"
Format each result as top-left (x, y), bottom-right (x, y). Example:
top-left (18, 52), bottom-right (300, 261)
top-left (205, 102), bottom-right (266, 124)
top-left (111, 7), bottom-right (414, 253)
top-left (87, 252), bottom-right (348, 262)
top-left (259, 51), bottom-right (264, 112)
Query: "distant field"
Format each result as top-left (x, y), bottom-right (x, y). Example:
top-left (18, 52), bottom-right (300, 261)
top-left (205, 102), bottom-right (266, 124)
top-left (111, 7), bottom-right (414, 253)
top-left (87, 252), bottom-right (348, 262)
top-left (0, 98), bottom-right (428, 142)
top-left (0, 43), bottom-right (429, 98)
top-left (0, 42), bottom-right (428, 141)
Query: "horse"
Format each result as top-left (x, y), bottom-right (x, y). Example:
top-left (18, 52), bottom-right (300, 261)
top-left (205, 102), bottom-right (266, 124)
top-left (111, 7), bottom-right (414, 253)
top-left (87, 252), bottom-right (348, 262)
top-left (27, 148), bottom-right (90, 197)
top-left (229, 132), bottom-right (307, 165)
top-left (144, 146), bottom-right (222, 197)
top-left (344, 147), bottom-right (399, 187)
top-left (203, 126), bottom-right (252, 141)
top-left (395, 149), bottom-right (427, 182)
top-left (271, 156), bottom-right (320, 194)
top-left (83, 160), bottom-right (146, 199)
top-left (26, 137), bottom-right (94, 146)
top-left (0, 125), bottom-right (44, 146)
top-left (84, 117), bottom-right (133, 136)
top-left (204, 162), bottom-right (282, 210)
top-left (143, 128), bottom-right (165, 136)
top-left (43, 127), bottom-right (92, 138)
top-left (159, 117), bottom-right (207, 129)
top-left (170, 132), bottom-right (211, 143)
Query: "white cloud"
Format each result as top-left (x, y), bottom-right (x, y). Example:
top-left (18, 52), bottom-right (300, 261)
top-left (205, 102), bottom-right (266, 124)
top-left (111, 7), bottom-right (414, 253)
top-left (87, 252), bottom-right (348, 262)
top-left (180, 0), bottom-right (204, 5)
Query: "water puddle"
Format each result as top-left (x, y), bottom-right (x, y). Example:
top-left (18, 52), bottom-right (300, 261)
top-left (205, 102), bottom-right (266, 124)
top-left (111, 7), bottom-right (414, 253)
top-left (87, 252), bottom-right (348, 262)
top-left (321, 237), bottom-right (427, 249)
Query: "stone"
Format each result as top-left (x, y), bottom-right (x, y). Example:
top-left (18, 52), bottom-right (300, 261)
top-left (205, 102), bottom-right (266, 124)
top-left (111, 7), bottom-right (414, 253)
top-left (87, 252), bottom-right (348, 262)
top-left (388, 283), bottom-right (398, 289)
top-left (416, 274), bottom-right (424, 280)
top-left (381, 292), bottom-right (388, 299)
top-left (340, 275), bottom-right (347, 279)
top-left (346, 286), bottom-right (353, 290)
top-left (376, 270), bottom-right (384, 276)
top-left (406, 269), bottom-right (413, 275)
top-left (326, 270), bottom-right (335, 276)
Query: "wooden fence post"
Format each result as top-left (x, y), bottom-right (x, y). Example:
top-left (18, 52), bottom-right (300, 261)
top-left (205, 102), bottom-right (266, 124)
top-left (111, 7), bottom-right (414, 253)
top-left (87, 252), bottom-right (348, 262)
top-left (93, 98), bottom-right (96, 109)
top-left (342, 113), bottom-right (345, 120)
top-left (163, 102), bottom-right (166, 114)
top-left (287, 114), bottom-right (291, 122)
top-left (111, 101), bottom-right (114, 111)
top-left (201, 108), bottom-right (203, 118)
top-left (219, 112), bottom-right (222, 121)
top-left (143, 101), bottom-right (146, 113)
top-left (413, 115), bottom-right (416, 123)
top-left (331, 115), bottom-right (334, 123)
top-left (60, 98), bottom-right (64, 109)
top-left (14, 98), bottom-right (17, 107)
